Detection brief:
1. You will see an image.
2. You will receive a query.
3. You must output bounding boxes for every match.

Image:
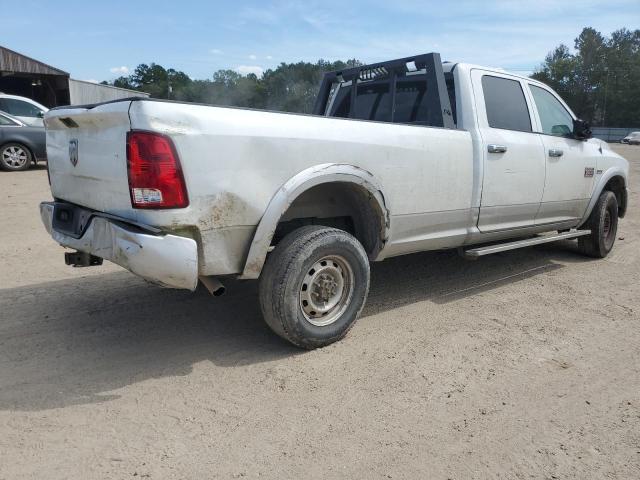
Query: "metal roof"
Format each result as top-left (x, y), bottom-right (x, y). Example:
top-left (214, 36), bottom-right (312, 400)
top-left (0, 46), bottom-right (69, 76)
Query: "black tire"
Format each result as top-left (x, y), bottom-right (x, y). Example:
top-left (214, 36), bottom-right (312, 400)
top-left (578, 190), bottom-right (618, 258)
top-left (0, 143), bottom-right (32, 171)
top-left (258, 225), bottom-right (370, 349)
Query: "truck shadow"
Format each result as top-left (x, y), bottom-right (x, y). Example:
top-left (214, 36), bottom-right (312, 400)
top-left (0, 240), bottom-right (588, 411)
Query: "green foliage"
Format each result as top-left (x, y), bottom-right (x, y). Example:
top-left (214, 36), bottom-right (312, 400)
top-left (105, 59), bottom-right (361, 114)
top-left (533, 27), bottom-right (640, 127)
top-left (108, 30), bottom-right (639, 127)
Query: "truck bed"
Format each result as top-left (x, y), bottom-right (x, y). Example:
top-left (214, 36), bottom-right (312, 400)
top-left (45, 97), bottom-right (473, 275)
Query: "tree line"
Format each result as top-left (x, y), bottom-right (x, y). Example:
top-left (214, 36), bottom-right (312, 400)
top-left (105, 27), bottom-right (639, 127)
top-left (107, 59), bottom-right (361, 114)
top-left (532, 27), bottom-right (639, 128)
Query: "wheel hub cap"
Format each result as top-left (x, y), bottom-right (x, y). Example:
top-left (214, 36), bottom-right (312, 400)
top-left (300, 255), bottom-right (354, 327)
top-left (2, 147), bottom-right (27, 167)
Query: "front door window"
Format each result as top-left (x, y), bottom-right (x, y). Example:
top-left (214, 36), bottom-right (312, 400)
top-left (529, 85), bottom-right (573, 137)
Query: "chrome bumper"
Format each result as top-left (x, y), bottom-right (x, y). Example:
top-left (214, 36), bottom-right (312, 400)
top-left (40, 202), bottom-right (198, 290)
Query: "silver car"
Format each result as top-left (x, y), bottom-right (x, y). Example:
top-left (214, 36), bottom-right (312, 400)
top-left (621, 131), bottom-right (640, 145)
top-left (0, 94), bottom-right (48, 127)
top-left (0, 111), bottom-right (46, 171)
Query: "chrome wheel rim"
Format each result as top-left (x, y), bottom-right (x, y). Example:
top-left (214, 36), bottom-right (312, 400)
top-left (2, 146), bottom-right (28, 168)
top-left (299, 255), bottom-right (354, 327)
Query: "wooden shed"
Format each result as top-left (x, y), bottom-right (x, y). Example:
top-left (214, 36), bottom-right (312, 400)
top-left (0, 46), bottom-right (148, 107)
top-left (0, 46), bottom-right (70, 107)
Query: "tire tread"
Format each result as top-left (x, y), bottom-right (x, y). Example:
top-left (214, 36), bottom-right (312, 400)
top-left (259, 225), bottom-right (369, 349)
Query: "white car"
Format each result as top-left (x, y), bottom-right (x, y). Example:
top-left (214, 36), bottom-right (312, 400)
top-left (0, 93), bottom-right (48, 126)
top-left (621, 131), bottom-right (640, 145)
top-left (40, 53), bottom-right (629, 348)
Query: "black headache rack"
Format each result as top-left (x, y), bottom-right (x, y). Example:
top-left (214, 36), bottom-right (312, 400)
top-left (312, 52), bottom-right (455, 129)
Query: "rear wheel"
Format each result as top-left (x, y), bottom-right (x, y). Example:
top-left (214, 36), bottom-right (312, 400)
top-left (258, 225), bottom-right (370, 349)
top-left (0, 143), bottom-right (32, 171)
top-left (578, 190), bottom-right (618, 258)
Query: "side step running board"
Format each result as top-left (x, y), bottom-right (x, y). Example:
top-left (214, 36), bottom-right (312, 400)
top-left (463, 229), bottom-right (591, 259)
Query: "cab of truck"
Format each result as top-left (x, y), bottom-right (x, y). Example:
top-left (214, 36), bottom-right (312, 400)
top-left (313, 55), bottom-right (626, 235)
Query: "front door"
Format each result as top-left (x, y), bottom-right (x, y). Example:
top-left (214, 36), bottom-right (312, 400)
top-left (526, 83), bottom-right (598, 224)
top-left (472, 71), bottom-right (546, 232)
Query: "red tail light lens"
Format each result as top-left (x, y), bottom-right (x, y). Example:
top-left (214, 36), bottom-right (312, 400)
top-left (126, 131), bottom-right (189, 209)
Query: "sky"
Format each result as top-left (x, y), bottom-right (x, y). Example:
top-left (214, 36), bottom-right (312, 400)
top-left (1, 0), bottom-right (637, 82)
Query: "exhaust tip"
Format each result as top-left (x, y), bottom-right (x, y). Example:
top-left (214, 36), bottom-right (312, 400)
top-left (199, 275), bottom-right (226, 296)
top-left (212, 286), bottom-right (226, 297)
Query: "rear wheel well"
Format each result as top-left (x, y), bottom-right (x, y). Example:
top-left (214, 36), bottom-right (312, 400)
top-left (603, 175), bottom-right (627, 218)
top-left (273, 182), bottom-right (386, 260)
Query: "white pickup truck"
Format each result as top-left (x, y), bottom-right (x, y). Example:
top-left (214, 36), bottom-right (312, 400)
top-left (40, 53), bottom-right (629, 348)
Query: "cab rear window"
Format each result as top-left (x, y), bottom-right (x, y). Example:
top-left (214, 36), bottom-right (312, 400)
top-left (318, 54), bottom-right (456, 129)
top-left (325, 74), bottom-right (457, 127)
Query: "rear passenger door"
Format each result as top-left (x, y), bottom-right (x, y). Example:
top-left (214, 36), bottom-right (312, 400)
top-left (471, 70), bottom-right (546, 232)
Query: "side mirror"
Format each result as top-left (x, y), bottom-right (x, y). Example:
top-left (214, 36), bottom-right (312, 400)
top-left (37, 111), bottom-right (45, 119)
top-left (573, 118), bottom-right (592, 140)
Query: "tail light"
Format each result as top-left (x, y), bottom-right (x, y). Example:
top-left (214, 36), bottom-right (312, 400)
top-left (126, 131), bottom-right (189, 209)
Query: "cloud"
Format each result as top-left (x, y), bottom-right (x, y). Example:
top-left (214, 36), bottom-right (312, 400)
top-left (109, 66), bottom-right (129, 75)
top-left (266, 55), bottom-right (273, 60)
top-left (248, 54), bottom-right (257, 60)
top-left (235, 65), bottom-right (264, 77)
top-left (210, 48), bottom-right (223, 55)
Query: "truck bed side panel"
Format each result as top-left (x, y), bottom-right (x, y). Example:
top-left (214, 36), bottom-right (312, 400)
top-left (46, 100), bottom-right (473, 276)
top-left (128, 101), bottom-right (474, 269)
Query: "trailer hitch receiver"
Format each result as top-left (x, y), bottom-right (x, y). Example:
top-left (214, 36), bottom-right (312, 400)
top-left (64, 251), bottom-right (103, 267)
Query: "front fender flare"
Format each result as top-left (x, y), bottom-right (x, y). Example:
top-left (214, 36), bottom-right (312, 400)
top-left (239, 163), bottom-right (390, 279)
top-left (579, 167), bottom-right (628, 226)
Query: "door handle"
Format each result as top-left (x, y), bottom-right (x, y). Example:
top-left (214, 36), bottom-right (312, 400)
top-left (548, 149), bottom-right (564, 157)
top-left (487, 144), bottom-right (507, 153)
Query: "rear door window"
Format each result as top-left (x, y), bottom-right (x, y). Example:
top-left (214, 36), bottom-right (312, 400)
top-left (481, 76), bottom-right (532, 132)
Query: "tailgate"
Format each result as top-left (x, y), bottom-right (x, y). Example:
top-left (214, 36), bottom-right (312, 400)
top-left (45, 101), bottom-right (133, 215)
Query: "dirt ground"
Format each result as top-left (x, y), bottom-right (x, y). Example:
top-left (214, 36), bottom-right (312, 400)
top-left (0, 145), bottom-right (638, 479)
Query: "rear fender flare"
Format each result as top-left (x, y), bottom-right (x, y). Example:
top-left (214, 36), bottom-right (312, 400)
top-left (239, 163), bottom-right (390, 279)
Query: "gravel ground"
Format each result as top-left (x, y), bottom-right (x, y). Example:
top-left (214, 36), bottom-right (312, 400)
top-left (0, 145), bottom-right (638, 479)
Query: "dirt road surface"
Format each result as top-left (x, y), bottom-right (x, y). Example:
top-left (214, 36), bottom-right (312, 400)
top-left (1, 145), bottom-right (638, 479)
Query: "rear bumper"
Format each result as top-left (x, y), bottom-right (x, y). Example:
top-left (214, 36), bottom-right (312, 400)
top-left (40, 202), bottom-right (199, 290)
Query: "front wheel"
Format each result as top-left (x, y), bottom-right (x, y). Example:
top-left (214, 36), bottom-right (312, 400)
top-left (578, 190), bottom-right (618, 258)
top-left (259, 226), bottom-right (370, 349)
top-left (0, 143), bottom-right (32, 171)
